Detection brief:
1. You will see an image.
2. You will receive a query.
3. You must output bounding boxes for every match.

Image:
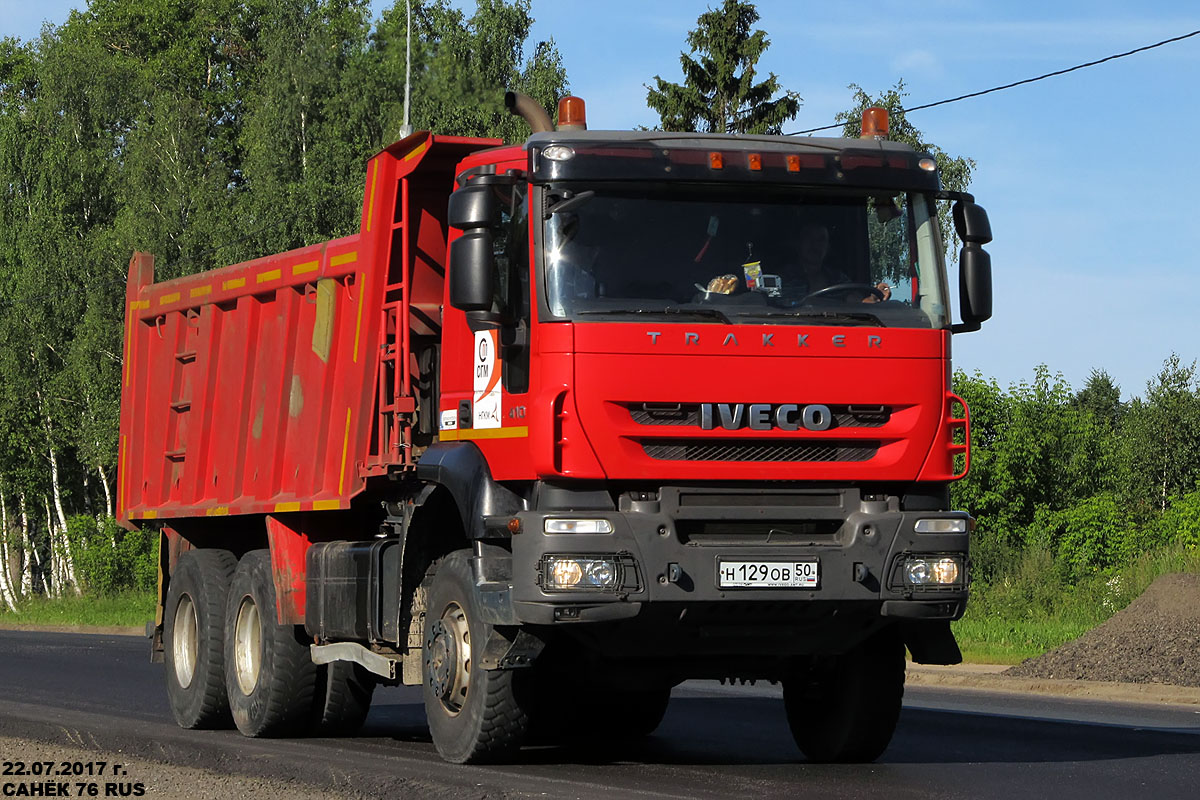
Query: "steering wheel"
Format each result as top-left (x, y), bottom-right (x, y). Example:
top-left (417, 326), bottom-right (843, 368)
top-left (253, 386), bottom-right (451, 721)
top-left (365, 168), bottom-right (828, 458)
top-left (798, 282), bottom-right (885, 304)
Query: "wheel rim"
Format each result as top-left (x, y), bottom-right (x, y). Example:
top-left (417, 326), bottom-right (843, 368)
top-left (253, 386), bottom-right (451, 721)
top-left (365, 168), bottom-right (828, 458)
top-left (233, 595), bottom-right (262, 696)
top-left (172, 594), bottom-right (199, 689)
top-left (426, 601), bottom-right (471, 715)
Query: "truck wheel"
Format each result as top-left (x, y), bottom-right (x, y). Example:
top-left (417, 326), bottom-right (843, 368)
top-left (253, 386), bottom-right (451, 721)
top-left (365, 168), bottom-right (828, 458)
top-left (164, 549), bottom-right (237, 729)
top-left (312, 661), bottom-right (375, 736)
top-left (421, 550), bottom-right (531, 763)
top-left (783, 628), bottom-right (906, 763)
top-left (224, 550), bottom-right (318, 737)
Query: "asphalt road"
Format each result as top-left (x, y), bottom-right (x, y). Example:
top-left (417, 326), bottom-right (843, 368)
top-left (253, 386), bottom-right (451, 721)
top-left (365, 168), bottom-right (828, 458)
top-left (1, 630), bottom-right (1198, 799)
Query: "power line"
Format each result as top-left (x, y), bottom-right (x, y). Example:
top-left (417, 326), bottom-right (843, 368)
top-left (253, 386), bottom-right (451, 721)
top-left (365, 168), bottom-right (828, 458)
top-left (787, 28), bottom-right (1200, 136)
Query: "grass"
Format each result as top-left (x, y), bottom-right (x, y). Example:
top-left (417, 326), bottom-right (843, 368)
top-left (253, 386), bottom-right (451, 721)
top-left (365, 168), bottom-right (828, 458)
top-left (952, 618), bottom-right (1095, 664)
top-left (951, 543), bottom-right (1200, 664)
top-left (0, 590), bottom-right (155, 628)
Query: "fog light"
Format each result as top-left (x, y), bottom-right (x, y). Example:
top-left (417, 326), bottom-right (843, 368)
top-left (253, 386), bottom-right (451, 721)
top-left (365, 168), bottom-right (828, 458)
top-left (902, 555), bottom-right (963, 586)
top-left (932, 557), bottom-right (960, 584)
top-left (551, 559), bottom-right (583, 587)
top-left (544, 518), bottom-right (614, 534)
top-left (914, 518), bottom-right (969, 534)
top-left (542, 556), bottom-right (621, 591)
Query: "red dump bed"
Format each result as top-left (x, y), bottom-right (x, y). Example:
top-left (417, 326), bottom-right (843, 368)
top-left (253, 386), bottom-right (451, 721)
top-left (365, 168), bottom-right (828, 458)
top-left (118, 133), bottom-right (499, 526)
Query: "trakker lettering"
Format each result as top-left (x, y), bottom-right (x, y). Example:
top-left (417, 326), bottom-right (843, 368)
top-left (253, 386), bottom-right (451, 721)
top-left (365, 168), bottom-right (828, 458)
top-left (700, 403), bottom-right (833, 431)
top-left (644, 331), bottom-right (884, 348)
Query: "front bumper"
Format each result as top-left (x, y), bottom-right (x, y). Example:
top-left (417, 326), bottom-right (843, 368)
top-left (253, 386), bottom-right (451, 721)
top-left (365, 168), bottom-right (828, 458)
top-left (507, 485), bottom-right (970, 638)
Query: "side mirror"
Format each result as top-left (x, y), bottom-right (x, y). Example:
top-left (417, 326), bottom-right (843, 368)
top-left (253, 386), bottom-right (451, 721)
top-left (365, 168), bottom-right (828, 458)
top-left (449, 228), bottom-right (495, 312)
top-left (953, 243), bottom-right (992, 332)
top-left (448, 184), bottom-right (499, 230)
top-left (952, 201), bottom-right (992, 245)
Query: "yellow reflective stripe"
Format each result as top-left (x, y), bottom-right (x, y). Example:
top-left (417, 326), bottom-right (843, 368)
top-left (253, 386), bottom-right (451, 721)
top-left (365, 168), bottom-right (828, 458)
top-left (352, 272), bottom-right (364, 362)
top-left (205, 506), bottom-right (229, 516)
top-left (189, 285), bottom-right (212, 298)
top-left (256, 269), bottom-right (282, 283)
top-left (338, 408), bottom-right (352, 494)
top-left (331, 252), bottom-right (358, 267)
top-left (439, 427), bottom-right (529, 441)
top-left (222, 277), bottom-right (246, 290)
top-left (312, 499), bottom-right (342, 511)
top-left (159, 293), bottom-right (180, 305)
top-left (292, 261), bottom-right (319, 276)
top-left (141, 510), bottom-right (158, 519)
top-left (404, 140), bottom-right (429, 162)
top-left (366, 160), bottom-right (378, 233)
top-left (130, 300), bottom-right (150, 310)
top-left (273, 502), bottom-right (301, 513)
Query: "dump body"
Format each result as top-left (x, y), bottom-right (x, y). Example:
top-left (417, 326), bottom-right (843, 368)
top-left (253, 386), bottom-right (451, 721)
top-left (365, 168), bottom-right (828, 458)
top-left (118, 134), bottom-right (498, 525)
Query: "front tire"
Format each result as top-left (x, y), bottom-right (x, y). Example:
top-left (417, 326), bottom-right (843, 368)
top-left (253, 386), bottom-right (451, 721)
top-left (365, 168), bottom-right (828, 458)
top-left (224, 550), bottom-right (318, 737)
top-left (164, 549), bottom-right (237, 729)
top-left (422, 550), bottom-right (531, 763)
top-left (783, 628), bottom-right (906, 763)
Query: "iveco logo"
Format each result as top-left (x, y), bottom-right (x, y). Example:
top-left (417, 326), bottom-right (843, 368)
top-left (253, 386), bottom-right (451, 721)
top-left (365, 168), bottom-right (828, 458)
top-left (700, 403), bottom-right (833, 432)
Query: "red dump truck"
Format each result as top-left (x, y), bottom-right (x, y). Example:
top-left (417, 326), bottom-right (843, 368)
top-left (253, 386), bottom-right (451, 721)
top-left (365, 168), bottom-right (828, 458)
top-left (119, 93), bottom-right (993, 763)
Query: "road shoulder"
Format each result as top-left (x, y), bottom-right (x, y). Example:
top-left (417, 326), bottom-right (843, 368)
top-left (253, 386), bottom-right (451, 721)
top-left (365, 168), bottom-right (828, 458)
top-left (908, 662), bottom-right (1200, 706)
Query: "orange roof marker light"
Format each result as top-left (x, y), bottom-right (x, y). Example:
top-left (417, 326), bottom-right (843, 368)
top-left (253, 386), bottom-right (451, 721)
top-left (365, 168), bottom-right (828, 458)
top-left (786, 154), bottom-right (802, 172)
top-left (748, 153), bottom-right (763, 171)
top-left (557, 96), bottom-right (587, 130)
top-left (860, 107), bottom-right (889, 140)
top-left (709, 151), bottom-right (724, 169)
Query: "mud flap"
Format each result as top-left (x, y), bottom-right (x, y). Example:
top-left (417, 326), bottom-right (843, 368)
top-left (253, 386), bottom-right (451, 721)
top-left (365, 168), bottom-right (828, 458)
top-left (901, 620), bottom-right (963, 665)
top-left (478, 627), bottom-right (545, 670)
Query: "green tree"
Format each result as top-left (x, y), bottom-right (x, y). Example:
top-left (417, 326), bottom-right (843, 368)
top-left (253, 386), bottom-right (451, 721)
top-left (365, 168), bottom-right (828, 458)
top-left (646, 0), bottom-right (799, 134)
top-left (1122, 355), bottom-right (1200, 510)
top-left (836, 80), bottom-right (974, 259)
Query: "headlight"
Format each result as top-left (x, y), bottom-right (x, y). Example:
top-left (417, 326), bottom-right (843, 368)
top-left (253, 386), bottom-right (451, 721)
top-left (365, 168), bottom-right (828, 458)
top-left (900, 555), bottom-right (964, 587)
top-left (541, 555), bottom-right (622, 590)
top-left (544, 518), bottom-right (614, 534)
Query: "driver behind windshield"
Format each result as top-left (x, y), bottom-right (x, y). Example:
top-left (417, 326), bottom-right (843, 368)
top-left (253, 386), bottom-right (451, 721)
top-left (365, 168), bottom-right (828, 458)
top-left (788, 222), bottom-right (891, 304)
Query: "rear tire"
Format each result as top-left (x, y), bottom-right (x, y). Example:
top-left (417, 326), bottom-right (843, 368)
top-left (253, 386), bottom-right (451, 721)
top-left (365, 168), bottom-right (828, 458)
top-left (783, 628), bottom-right (906, 763)
top-left (312, 661), bottom-right (375, 736)
top-left (422, 550), bottom-right (531, 764)
top-left (164, 549), bottom-right (237, 729)
top-left (224, 550), bottom-right (318, 737)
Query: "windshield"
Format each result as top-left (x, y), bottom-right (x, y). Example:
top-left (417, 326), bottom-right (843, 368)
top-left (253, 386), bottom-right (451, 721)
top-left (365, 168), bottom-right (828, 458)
top-left (542, 184), bottom-right (950, 328)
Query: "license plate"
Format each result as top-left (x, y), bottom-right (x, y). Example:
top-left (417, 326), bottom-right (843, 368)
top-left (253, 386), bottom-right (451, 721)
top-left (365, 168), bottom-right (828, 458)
top-left (717, 559), bottom-right (819, 588)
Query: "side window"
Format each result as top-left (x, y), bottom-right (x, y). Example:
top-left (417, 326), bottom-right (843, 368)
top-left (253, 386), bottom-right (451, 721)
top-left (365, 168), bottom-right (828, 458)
top-left (492, 186), bottom-right (530, 393)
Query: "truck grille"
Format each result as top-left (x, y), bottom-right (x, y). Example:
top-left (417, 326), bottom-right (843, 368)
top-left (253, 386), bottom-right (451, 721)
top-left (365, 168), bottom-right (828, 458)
top-left (629, 403), bottom-right (890, 428)
top-left (642, 439), bottom-right (878, 462)
top-left (677, 519), bottom-right (843, 546)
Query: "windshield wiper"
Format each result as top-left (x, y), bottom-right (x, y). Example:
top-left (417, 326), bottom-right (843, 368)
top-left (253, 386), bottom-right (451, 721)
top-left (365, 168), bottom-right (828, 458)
top-left (756, 310), bottom-right (885, 326)
top-left (575, 307), bottom-right (733, 324)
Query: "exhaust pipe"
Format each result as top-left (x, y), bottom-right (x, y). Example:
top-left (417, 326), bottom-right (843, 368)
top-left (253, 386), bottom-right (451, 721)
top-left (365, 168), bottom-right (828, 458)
top-left (504, 91), bottom-right (554, 133)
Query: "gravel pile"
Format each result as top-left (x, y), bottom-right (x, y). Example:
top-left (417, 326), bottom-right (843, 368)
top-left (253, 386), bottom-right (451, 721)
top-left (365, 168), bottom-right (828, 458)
top-left (1005, 572), bottom-right (1200, 687)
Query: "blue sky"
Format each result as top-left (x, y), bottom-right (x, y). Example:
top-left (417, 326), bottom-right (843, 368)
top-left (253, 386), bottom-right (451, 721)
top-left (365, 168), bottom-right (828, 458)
top-left (4, 0), bottom-right (1199, 398)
